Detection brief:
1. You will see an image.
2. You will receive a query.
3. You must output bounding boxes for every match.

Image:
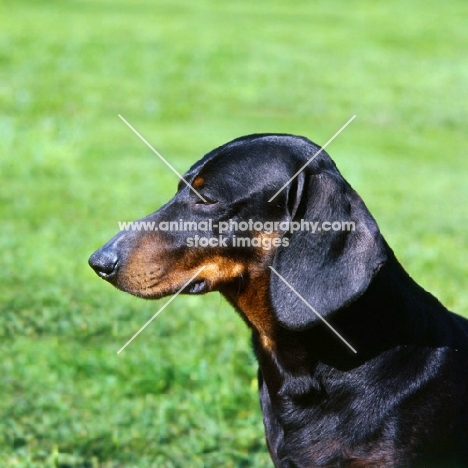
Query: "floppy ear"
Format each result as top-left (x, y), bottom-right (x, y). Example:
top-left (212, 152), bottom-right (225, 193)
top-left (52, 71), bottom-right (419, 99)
top-left (270, 169), bottom-right (387, 331)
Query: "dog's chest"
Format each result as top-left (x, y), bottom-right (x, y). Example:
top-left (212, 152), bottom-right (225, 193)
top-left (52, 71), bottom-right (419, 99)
top-left (258, 371), bottom-right (412, 467)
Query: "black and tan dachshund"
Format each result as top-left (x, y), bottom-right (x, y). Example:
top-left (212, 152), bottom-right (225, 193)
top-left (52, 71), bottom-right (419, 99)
top-left (89, 134), bottom-right (468, 467)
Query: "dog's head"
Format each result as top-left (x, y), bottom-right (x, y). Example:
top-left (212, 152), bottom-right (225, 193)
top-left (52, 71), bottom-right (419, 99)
top-left (89, 134), bottom-right (386, 331)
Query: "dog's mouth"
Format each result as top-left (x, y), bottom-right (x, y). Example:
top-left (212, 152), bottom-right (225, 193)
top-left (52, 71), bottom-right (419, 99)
top-left (184, 279), bottom-right (209, 294)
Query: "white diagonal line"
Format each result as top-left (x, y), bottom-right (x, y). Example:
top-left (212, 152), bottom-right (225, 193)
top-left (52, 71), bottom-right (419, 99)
top-left (118, 114), bottom-right (207, 203)
top-left (269, 266), bottom-right (357, 353)
top-left (117, 266), bottom-right (206, 354)
top-left (268, 115), bottom-right (356, 202)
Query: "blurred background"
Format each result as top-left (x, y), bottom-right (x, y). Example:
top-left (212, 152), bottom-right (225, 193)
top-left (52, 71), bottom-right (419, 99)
top-left (1, 0), bottom-right (467, 466)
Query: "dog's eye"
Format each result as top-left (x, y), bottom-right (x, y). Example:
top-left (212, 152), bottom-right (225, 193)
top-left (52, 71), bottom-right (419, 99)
top-left (196, 197), bottom-right (217, 205)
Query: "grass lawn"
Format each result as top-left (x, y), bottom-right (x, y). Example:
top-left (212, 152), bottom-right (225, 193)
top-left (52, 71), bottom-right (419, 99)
top-left (0, 0), bottom-right (467, 466)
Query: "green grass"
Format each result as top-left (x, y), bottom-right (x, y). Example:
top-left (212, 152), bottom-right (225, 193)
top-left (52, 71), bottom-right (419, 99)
top-left (1, 0), bottom-right (467, 466)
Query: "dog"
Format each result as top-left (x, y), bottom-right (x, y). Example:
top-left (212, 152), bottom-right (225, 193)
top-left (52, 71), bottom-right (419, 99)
top-left (89, 134), bottom-right (468, 467)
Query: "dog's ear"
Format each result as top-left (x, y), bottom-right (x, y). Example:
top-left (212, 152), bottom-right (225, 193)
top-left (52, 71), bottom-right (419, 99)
top-left (270, 168), bottom-right (387, 331)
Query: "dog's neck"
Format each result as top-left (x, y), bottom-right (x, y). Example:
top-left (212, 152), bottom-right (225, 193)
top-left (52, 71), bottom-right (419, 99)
top-left (225, 246), bottom-right (452, 396)
top-left (221, 264), bottom-right (279, 351)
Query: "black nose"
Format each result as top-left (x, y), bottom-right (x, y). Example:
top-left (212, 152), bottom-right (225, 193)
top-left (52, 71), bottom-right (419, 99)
top-left (88, 248), bottom-right (119, 278)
